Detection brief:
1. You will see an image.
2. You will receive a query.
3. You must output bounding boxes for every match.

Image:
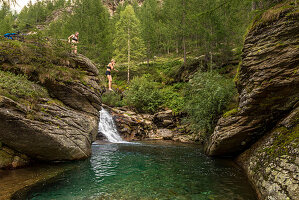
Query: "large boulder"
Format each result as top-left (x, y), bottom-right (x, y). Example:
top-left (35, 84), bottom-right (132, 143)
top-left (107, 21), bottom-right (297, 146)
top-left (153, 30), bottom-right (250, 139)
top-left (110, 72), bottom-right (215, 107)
top-left (0, 96), bottom-right (98, 161)
top-left (237, 107), bottom-right (299, 200)
top-left (205, 2), bottom-right (299, 156)
top-left (0, 40), bottom-right (102, 163)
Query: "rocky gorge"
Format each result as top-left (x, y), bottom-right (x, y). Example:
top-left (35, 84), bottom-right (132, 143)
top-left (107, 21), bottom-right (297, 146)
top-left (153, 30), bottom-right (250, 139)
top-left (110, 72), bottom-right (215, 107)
top-left (0, 1), bottom-right (298, 200)
top-left (205, 2), bottom-right (299, 199)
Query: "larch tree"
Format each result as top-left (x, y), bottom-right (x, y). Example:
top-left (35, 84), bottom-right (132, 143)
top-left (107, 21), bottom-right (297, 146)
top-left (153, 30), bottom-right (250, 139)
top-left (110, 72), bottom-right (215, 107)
top-left (113, 4), bottom-right (145, 83)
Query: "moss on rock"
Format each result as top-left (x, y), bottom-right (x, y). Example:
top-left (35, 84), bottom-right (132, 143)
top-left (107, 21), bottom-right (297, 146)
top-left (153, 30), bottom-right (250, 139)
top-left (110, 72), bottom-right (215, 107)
top-left (223, 108), bottom-right (238, 118)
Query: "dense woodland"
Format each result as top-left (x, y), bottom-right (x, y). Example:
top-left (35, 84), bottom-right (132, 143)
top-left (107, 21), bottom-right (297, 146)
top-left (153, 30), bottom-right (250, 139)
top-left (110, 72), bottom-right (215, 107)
top-left (0, 0), bottom-right (287, 137)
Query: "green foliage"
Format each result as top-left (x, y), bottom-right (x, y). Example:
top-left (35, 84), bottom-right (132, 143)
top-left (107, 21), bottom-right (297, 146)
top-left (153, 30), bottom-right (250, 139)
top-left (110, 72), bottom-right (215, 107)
top-left (20, 0), bottom-right (113, 65)
top-left (161, 86), bottom-right (185, 115)
top-left (184, 71), bottom-right (236, 136)
top-left (0, 3), bottom-right (15, 35)
top-left (124, 76), bottom-right (163, 113)
top-left (113, 5), bottom-right (146, 63)
top-left (17, 0), bottom-right (67, 31)
top-left (0, 70), bottom-right (48, 101)
top-left (0, 38), bottom-right (85, 85)
top-left (101, 92), bottom-right (124, 107)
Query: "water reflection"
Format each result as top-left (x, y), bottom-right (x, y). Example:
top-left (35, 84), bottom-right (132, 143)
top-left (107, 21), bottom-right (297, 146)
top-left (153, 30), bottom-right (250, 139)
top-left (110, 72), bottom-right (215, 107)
top-left (91, 144), bottom-right (119, 179)
top-left (29, 141), bottom-right (257, 200)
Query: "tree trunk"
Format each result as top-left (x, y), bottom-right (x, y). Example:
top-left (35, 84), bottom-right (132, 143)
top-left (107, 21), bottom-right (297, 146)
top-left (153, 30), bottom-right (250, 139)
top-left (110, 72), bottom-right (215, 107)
top-left (210, 52), bottom-right (213, 71)
top-left (182, 0), bottom-right (186, 65)
top-left (147, 43), bottom-right (150, 67)
top-left (251, 1), bottom-right (257, 11)
top-left (128, 28), bottom-right (130, 83)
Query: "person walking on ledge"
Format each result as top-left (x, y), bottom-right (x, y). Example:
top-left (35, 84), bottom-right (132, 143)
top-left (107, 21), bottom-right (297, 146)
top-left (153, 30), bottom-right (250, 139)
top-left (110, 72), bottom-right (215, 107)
top-left (68, 32), bottom-right (79, 54)
top-left (106, 59), bottom-right (118, 91)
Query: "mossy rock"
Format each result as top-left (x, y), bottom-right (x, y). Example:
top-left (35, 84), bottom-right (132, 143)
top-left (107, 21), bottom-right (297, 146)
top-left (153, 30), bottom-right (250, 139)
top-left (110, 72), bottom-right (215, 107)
top-left (223, 108), bottom-right (238, 118)
top-left (251, 1), bottom-right (297, 31)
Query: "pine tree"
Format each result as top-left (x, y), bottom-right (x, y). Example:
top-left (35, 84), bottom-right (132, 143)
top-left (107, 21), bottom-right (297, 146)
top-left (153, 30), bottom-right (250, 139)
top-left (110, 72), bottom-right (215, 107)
top-left (113, 4), bottom-right (146, 82)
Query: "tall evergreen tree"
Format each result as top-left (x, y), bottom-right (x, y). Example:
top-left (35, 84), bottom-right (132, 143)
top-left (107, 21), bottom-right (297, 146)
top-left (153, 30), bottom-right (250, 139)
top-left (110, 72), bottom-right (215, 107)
top-left (113, 4), bottom-right (145, 82)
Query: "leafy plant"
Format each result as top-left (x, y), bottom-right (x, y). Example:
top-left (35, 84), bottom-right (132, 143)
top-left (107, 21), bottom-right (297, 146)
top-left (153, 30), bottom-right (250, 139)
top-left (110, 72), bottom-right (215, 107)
top-left (101, 92), bottom-right (124, 107)
top-left (184, 71), bottom-right (236, 136)
top-left (124, 76), bottom-right (163, 113)
top-left (161, 86), bottom-right (185, 115)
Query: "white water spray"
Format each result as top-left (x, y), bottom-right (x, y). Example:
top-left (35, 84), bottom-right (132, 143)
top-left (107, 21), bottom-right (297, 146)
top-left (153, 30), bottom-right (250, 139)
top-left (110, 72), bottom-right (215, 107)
top-left (98, 108), bottom-right (126, 143)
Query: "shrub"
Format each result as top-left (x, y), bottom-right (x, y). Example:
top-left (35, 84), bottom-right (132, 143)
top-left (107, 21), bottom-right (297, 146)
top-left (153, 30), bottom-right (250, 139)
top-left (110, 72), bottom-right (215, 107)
top-left (124, 76), bottom-right (163, 113)
top-left (184, 71), bottom-right (236, 137)
top-left (161, 86), bottom-right (185, 115)
top-left (101, 92), bottom-right (124, 107)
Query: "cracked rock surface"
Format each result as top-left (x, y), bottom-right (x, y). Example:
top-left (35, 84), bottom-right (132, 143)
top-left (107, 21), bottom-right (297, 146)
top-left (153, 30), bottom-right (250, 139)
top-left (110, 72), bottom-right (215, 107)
top-left (205, 2), bottom-right (299, 156)
top-left (237, 107), bottom-right (299, 200)
top-left (0, 52), bottom-right (102, 164)
top-left (204, 2), bottom-right (299, 199)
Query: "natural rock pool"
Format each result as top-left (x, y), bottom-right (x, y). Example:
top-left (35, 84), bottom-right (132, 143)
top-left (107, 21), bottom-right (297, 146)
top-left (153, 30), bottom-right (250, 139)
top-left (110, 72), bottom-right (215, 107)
top-left (28, 141), bottom-right (257, 200)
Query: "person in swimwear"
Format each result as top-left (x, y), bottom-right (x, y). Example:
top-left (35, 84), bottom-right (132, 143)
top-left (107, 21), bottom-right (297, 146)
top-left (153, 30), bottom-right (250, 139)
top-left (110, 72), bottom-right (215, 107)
top-left (68, 32), bottom-right (79, 54)
top-left (106, 59), bottom-right (118, 91)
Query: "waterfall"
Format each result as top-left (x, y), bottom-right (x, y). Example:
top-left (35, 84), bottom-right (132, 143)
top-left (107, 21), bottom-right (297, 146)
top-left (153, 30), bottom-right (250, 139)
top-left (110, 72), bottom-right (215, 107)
top-left (98, 108), bottom-right (126, 143)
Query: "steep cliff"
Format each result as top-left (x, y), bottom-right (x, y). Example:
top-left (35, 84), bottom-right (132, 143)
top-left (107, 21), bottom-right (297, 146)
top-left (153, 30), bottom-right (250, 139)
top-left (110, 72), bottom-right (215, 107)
top-left (205, 1), bottom-right (298, 199)
top-left (206, 2), bottom-right (299, 156)
top-left (0, 38), bottom-right (102, 168)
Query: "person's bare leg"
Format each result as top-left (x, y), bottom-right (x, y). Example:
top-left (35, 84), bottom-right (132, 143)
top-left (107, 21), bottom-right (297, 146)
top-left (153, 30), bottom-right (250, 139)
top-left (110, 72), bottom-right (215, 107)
top-left (109, 76), bottom-right (113, 90)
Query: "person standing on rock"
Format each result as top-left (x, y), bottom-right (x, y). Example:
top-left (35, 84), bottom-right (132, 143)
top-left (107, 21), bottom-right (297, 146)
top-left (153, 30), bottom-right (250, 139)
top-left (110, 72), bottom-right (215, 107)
top-left (106, 59), bottom-right (118, 91)
top-left (68, 32), bottom-right (79, 54)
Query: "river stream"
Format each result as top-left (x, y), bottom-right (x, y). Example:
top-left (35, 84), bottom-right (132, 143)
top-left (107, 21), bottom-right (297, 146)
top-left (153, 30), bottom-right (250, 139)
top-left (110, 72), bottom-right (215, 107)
top-left (28, 141), bottom-right (257, 200)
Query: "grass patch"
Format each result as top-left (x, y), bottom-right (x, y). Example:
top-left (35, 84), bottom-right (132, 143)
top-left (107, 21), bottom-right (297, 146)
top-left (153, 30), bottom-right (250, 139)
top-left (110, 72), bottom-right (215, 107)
top-left (0, 37), bottom-right (87, 85)
top-left (0, 70), bottom-right (48, 102)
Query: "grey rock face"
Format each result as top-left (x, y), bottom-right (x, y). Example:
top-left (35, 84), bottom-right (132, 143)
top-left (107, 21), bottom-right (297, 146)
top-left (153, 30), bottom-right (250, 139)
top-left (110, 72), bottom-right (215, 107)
top-left (156, 129), bottom-right (173, 140)
top-left (0, 95), bottom-right (98, 161)
top-left (0, 54), bottom-right (102, 162)
top-left (205, 3), bottom-right (299, 156)
top-left (237, 107), bottom-right (299, 200)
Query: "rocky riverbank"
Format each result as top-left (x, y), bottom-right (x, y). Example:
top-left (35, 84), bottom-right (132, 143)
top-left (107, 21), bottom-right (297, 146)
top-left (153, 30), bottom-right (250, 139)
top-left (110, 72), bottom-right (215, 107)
top-left (0, 39), bottom-right (102, 168)
top-left (205, 2), bottom-right (299, 199)
top-left (99, 105), bottom-right (201, 143)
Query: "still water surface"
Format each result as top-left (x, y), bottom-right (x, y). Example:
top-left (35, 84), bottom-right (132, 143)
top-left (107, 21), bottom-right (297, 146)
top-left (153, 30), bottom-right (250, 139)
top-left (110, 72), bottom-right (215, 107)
top-left (29, 141), bottom-right (257, 200)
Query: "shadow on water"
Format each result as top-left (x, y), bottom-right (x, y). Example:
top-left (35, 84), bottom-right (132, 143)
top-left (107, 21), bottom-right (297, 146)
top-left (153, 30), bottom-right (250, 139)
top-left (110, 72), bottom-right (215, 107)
top-left (26, 141), bottom-right (257, 200)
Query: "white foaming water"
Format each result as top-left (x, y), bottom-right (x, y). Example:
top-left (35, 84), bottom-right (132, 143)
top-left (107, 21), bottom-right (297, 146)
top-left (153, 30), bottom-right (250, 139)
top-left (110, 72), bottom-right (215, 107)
top-left (98, 108), bottom-right (127, 143)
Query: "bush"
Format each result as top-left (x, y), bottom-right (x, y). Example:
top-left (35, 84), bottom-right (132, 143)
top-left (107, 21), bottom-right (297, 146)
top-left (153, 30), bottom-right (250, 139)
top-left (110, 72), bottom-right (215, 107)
top-left (101, 92), bottom-right (124, 107)
top-left (184, 71), bottom-right (236, 136)
top-left (161, 86), bottom-right (185, 115)
top-left (124, 76), bottom-right (163, 113)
